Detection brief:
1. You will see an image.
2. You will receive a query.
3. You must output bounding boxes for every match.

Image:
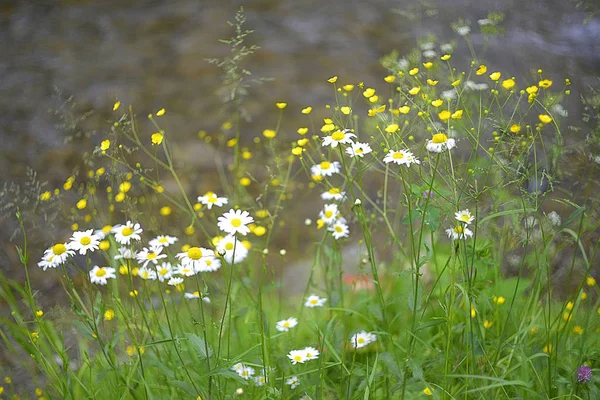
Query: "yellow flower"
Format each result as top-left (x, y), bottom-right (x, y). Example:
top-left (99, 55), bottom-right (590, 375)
top-left (476, 65), bottom-right (487, 75)
top-left (369, 95), bottom-right (379, 103)
top-left (573, 325), bottom-right (584, 335)
top-left (321, 123), bottom-right (335, 133)
top-left (441, 54), bottom-right (451, 61)
top-left (490, 72), bottom-right (501, 81)
top-left (586, 276), bottom-right (596, 286)
top-left (563, 311), bottom-right (572, 322)
top-left (384, 75), bottom-right (396, 83)
top-left (76, 199), bottom-right (87, 210)
top-left (263, 129), bottom-right (277, 139)
top-left (327, 76), bottom-right (338, 83)
top-left (581, 291), bottom-right (587, 300)
top-left (101, 140), bottom-right (111, 151)
top-left (408, 87), bottom-right (420, 95)
top-left (40, 191), bottom-right (51, 201)
top-left (426, 79), bottom-right (438, 86)
top-left (160, 206), bottom-right (172, 216)
top-left (297, 127), bottom-right (308, 135)
top-left (502, 79), bottom-right (515, 89)
top-left (399, 106), bottom-right (410, 114)
top-left (484, 320), bottom-right (493, 329)
top-left (431, 99), bottom-right (443, 107)
top-left (438, 110), bottom-right (451, 121)
top-left (291, 147), bottom-right (303, 156)
top-left (254, 226), bottom-right (267, 236)
top-left (240, 177), bottom-right (251, 186)
top-left (276, 102), bottom-right (287, 109)
top-left (104, 309), bottom-right (115, 321)
top-left (543, 344), bottom-right (552, 353)
top-left (151, 132), bottom-right (164, 145)
top-left (99, 240), bottom-right (110, 251)
top-left (295, 138), bottom-right (307, 147)
top-left (538, 114), bottom-right (552, 124)
top-left (470, 306), bottom-right (476, 318)
top-left (423, 62), bottom-right (433, 69)
top-left (538, 79), bottom-right (552, 89)
top-left (113, 101), bottom-right (120, 111)
top-left (242, 150), bottom-right (252, 159)
top-left (221, 121), bottom-right (232, 130)
top-left (451, 110), bottom-right (463, 119)
top-left (154, 185), bottom-right (164, 193)
top-left (156, 108), bottom-right (166, 117)
top-left (526, 85), bottom-right (538, 94)
top-left (343, 84), bottom-right (354, 91)
top-left (493, 296), bottom-right (506, 305)
top-left (509, 124), bottom-right (521, 133)
top-left (363, 88), bottom-right (375, 98)
top-left (301, 107), bottom-right (312, 114)
top-left (566, 300), bottom-right (575, 310)
top-left (423, 387), bottom-right (433, 396)
top-left (226, 138), bottom-right (237, 147)
top-left (451, 79), bottom-right (461, 87)
top-left (340, 106), bottom-right (352, 115)
top-left (409, 67), bottom-right (419, 76)
top-left (530, 327), bottom-right (539, 335)
top-left (385, 124), bottom-right (399, 133)
top-left (36, 310), bottom-right (43, 317)
top-left (119, 181), bottom-right (132, 193)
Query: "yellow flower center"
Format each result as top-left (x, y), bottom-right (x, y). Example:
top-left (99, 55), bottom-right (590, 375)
top-left (320, 161), bottom-right (331, 169)
top-left (454, 226), bottom-right (464, 234)
top-left (324, 211), bottom-right (333, 218)
top-left (159, 237), bottom-right (169, 243)
top-left (432, 133), bottom-right (448, 144)
top-left (52, 243), bottom-right (67, 255)
top-left (146, 253), bottom-right (157, 260)
top-left (294, 355), bottom-right (302, 361)
top-left (355, 148), bottom-right (363, 154)
top-left (187, 247), bottom-right (202, 260)
top-left (80, 237), bottom-right (91, 246)
top-left (461, 215), bottom-right (470, 221)
top-left (159, 268), bottom-right (168, 275)
top-left (95, 268), bottom-right (107, 277)
top-left (329, 188), bottom-right (340, 194)
top-left (335, 226), bottom-right (343, 232)
top-left (206, 259), bottom-right (212, 265)
top-left (283, 322), bottom-right (290, 327)
top-left (225, 243), bottom-right (234, 251)
top-left (122, 227), bottom-right (134, 236)
top-left (310, 299), bottom-right (318, 304)
top-left (331, 131), bottom-right (345, 141)
top-left (358, 337), bottom-right (365, 344)
top-left (392, 152), bottom-right (405, 159)
top-left (230, 218), bottom-right (242, 227)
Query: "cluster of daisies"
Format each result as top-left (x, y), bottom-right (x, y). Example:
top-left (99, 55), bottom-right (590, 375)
top-left (445, 209), bottom-right (475, 240)
top-left (37, 204), bottom-right (255, 291)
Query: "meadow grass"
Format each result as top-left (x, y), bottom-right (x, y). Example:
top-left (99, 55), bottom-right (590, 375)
top-left (1, 9), bottom-right (599, 400)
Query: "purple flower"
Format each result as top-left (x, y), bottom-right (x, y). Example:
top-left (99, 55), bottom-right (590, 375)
top-left (577, 365), bottom-right (592, 383)
top-left (423, 190), bottom-right (435, 199)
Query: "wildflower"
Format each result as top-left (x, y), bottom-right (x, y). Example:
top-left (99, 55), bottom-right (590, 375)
top-left (586, 276), bottom-right (596, 287)
top-left (346, 142), bottom-right (372, 158)
top-left (431, 99), bottom-right (443, 107)
top-left (327, 76), bottom-right (338, 83)
top-left (301, 106), bottom-right (312, 114)
top-left (322, 129), bottom-right (356, 148)
top-left (89, 266), bottom-right (116, 285)
top-left (456, 25), bottom-right (471, 36)
top-left (101, 140), bottom-right (111, 151)
top-left (538, 114), bottom-right (552, 124)
top-left (363, 88), bottom-right (375, 98)
top-left (151, 132), bottom-right (164, 145)
top-left (455, 209), bottom-right (474, 225)
top-left (197, 255), bottom-right (221, 273)
top-left (438, 110), bottom-right (451, 121)
top-left (288, 349), bottom-right (308, 365)
top-left (254, 375), bottom-right (266, 386)
top-left (441, 54), bottom-right (451, 61)
top-left (174, 263), bottom-right (196, 277)
top-left (490, 72), bottom-right (501, 81)
top-left (138, 266), bottom-right (158, 281)
top-left (304, 346), bottom-right (320, 361)
top-left (216, 234), bottom-right (249, 264)
top-left (577, 365), bottom-right (592, 383)
top-left (104, 309), bottom-right (115, 320)
top-left (551, 104), bottom-right (568, 118)
top-left (112, 221), bottom-right (143, 245)
top-left (423, 387), bottom-right (433, 396)
top-left (263, 129), bottom-right (276, 139)
top-left (276, 317), bottom-right (299, 332)
top-left (502, 79), bottom-right (515, 89)
top-left (383, 149), bottom-right (420, 166)
top-left (176, 247), bottom-right (210, 271)
top-left (539, 79), bottom-right (552, 89)
top-left (476, 65), bottom-right (487, 75)
top-left (276, 102), bottom-right (287, 109)
top-left (484, 320), bottom-right (493, 329)
top-left (167, 277), bottom-right (184, 287)
top-left (198, 192), bottom-right (228, 210)
top-left (445, 225), bottom-right (473, 240)
top-left (305, 294), bottom-right (327, 308)
top-left (350, 331), bottom-right (376, 349)
top-left (286, 376), bottom-right (300, 390)
top-left (149, 235), bottom-right (179, 248)
top-left (408, 87), bottom-right (420, 95)
top-left (238, 365), bottom-right (255, 380)
top-left (426, 133), bottom-right (456, 153)
top-left (310, 161), bottom-right (341, 177)
top-left (385, 124), bottom-right (399, 134)
top-left (493, 296), bottom-right (506, 305)
top-left (451, 110), bottom-right (463, 119)
top-left (136, 246), bottom-right (167, 268)
top-left (319, 204), bottom-right (339, 225)
top-left (69, 230), bottom-right (101, 255)
top-left (156, 108), bottom-right (166, 116)
top-left (297, 127), bottom-right (309, 135)
top-left (573, 325), bottom-right (584, 335)
top-left (423, 50), bottom-right (437, 58)
top-left (218, 209), bottom-right (254, 236)
top-left (340, 106), bottom-right (352, 114)
top-left (399, 105), bottom-right (411, 113)
top-left (155, 262), bottom-right (174, 282)
top-left (328, 219), bottom-right (350, 240)
top-left (38, 243), bottom-right (74, 270)
top-left (423, 190), bottom-right (434, 199)
top-left (114, 247), bottom-right (135, 260)
top-left (321, 188), bottom-right (345, 201)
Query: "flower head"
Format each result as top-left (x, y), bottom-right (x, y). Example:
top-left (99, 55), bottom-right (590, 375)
top-left (136, 246), bottom-right (167, 268)
top-left (89, 266), bottom-right (116, 285)
top-left (305, 294), bottom-right (327, 308)
top-left (217, 209), bottom-right (254, 236)
top-left (383, 149), bottom-right (420, 166)
top-left (322, 129), bottom-right (356, 148)
top-left (149, 235), bottom-right (179, 248)
top-left (319, 204), bottom-right (339, 225)
top-left (198, 192), bottom-right (228, 210)
top-left (69, 230), bottom-right (101, 255)
top-left (577, 365), bottom-right (592, 383)
top-left (303, 346), bottom-right (320, 360)
top-left (216, 235), bottom-right (249, 264)
top-left (310, 161), bottom-right (341, 177)
top-left (38, 243), bottom-right (74, 270)
top-left (321, 188), bottom-right (346, 201)
top-left (176, 247), bottom-right (212, 271)
top-left (286, 376), bottom-right (300, 390)
top-left (426, 133), bottom-right (456, 153)
top-left (445, 225), bottom-right (474, 240)
top-left (276, 317), bottom-right (299, 332)
top-left (155, 262), bottom-right (174, 282)
top-left (350, 331), bottom-right (377, 349)
top-left (346, 142), bottom-right (373, 158)
top-left (455, 209), bottom-right (474, 225)
top-left (288, 349), bottom-right (308, 365)
top-left (112, 221), bottom-right (143, 245)
top-left (328, 219), bottom-right (350, 240)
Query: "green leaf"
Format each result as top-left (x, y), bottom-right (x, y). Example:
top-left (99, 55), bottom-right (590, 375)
top-left (185, 333), bottom-right (212, 359)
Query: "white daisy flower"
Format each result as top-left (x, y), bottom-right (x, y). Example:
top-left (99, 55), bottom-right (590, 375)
top-left (137, 266), bottom-right (157, 281)
top-left (455, 209), bottom-right (475, 225)
top-left (254, 376), bottom-right (266, 386)
top-left (197, 192), bottom-right (228, 210)
top-left (322, 129), bottom-right (356, 148)
top-left (176, 246), bottom-right (211, 271)
top-left (135, 246), bottom-right (167, 268)
top-left (89, 266), bottom-right (116, 285)
top-left (174, 263), bottom-right (197, 277)
top-left (288, 349), bottom-right (308, 365)
top-left (310, 161), bottom-right (341, 177)
top-left (445, 225), bottom-right (474, 240)
top-left (426, 133), bottom-right (456, 153)
top-left (149, 235), bottom-right (179, 248)
top-left (217, 209), bottom-right (254, 236)
top-left (216, 235), bottom-right (248, 264)
top-left (328, 219), bottom-right (350, 240)
top-left (232, 363), bottom-right (245, 373)
top-left (286, 376), bottom-right (300, 390)
top-left (184, 291), bottom-right (211, 302)
top-left (276, 317), bottom-right (298, 332)
top-left (321, 188), bottom-right (345, 201)
top-left (350, 331), bottom-right (375, 349)
top-left (112, 221), bottom-right (143, 245)
top-left (155, 262), bottom-right (174, 282)
top-left (345, 142), bottom-right (372, 158)
top-left (39, 243), bottom-right (74, 269)
top-left (38, 253), bottom-right (58, 271)
top-left (167, 277), bottom-right (184, 286)
top-left (383, 149), bottom-right (420, 166)
top-left (303, 346), bottom-right (319, 361)
top-left (114, 246), bottom-right (135, 260)
top-left (456, 25), bottom-right (471, 36)
top-left (305, 294), bottom-right (327, 308)
top-left (237, 365), bottom-right (255, 380)
top-left (196, 256), bottom-right (221, 273)
top-left (69, 230), bottom-right (101, 255)
top-left (319, 204), bottom-right (339, 225)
